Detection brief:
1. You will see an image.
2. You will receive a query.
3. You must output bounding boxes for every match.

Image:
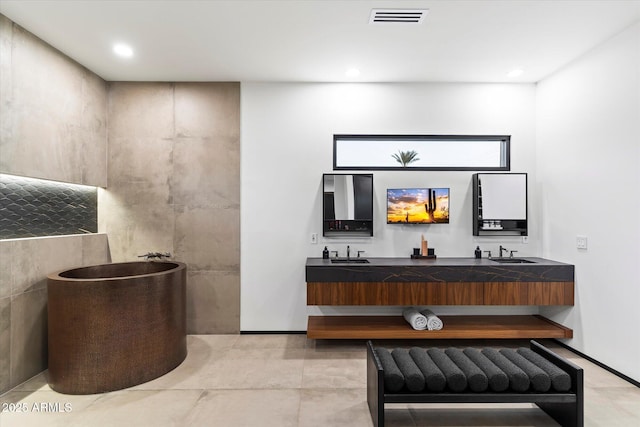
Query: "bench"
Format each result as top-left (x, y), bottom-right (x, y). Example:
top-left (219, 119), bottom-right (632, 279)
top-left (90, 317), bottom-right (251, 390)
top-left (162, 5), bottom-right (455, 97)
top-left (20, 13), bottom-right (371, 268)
top-left (367, 340), bottom-right (583, 427)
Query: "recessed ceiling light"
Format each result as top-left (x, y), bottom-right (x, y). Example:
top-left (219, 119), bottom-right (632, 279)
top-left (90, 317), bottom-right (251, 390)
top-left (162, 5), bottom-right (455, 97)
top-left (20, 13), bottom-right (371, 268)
top-left (113, 43), bottom-right (134, 58)
top-left (507, 68), bottom-right (524, 78)
top-left (345, 68), bottom-right (360, 78)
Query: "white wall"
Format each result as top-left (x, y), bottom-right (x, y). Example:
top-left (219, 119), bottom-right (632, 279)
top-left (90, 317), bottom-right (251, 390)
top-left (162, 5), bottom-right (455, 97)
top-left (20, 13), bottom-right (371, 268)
top-left (241, 82), bottom-right (538, 331)
top-left (537, 23), bottom-right (640, 382)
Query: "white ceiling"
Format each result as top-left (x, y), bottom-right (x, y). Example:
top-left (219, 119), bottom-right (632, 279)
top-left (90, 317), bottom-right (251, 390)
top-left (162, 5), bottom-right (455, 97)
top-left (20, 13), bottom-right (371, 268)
top-left (1, 0), bottom-right (639, 83)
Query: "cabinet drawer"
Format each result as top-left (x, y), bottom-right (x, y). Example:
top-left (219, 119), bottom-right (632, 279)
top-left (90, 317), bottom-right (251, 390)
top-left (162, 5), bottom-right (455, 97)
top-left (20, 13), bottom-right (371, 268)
top-left (483, 282), bottom-right (573, 305)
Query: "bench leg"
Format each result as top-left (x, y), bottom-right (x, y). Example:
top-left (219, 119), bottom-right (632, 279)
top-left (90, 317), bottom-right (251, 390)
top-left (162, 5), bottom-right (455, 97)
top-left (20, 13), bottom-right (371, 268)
top-left (537, 401), bottom-right (582, 427)
top-left (538, 373), bottom-right (583, 427)
top-left (531, 340), bottom-right (584, 427)
top-left (367, 343), bottom-right (385, 427)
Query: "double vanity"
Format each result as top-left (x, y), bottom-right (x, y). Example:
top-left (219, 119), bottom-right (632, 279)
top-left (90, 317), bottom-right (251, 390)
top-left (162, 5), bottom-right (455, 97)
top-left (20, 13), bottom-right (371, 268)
top-left (313, 171), bottom-right (572, 340)
top-left (306, 256), bottom-right (574, 340)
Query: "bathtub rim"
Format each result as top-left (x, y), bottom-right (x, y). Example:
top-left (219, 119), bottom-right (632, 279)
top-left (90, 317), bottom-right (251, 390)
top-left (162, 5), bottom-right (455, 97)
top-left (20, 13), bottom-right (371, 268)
top-left (47, 260), bottom-right (186, 282)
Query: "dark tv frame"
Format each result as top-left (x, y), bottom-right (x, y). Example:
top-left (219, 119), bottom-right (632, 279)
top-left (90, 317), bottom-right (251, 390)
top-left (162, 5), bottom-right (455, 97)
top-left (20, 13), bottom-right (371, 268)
top-left (386, 187), bottom-right (450, 225)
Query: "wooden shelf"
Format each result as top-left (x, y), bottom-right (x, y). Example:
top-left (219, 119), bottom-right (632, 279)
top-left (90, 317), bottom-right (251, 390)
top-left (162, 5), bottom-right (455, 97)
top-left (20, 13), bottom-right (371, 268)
top-left (307, 315), bottom-right (572, 340)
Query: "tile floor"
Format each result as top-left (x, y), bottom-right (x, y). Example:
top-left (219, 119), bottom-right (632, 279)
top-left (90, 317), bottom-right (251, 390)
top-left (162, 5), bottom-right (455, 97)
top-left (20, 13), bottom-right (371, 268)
top-left (1, 335), bottom-right (639, 426)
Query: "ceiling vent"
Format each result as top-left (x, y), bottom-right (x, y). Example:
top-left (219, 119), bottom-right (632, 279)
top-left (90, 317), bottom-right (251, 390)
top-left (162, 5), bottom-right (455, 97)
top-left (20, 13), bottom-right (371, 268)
top-left (369, 9), bottom-right (428, 24)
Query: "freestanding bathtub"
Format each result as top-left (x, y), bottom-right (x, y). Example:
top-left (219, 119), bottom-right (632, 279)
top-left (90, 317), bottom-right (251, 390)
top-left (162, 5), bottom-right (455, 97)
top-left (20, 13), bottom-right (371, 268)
top-left (47, 261), bottom-right (187, 394)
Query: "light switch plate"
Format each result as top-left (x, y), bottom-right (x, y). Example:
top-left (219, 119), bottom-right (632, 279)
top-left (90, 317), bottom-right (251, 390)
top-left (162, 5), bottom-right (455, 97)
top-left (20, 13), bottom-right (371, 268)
top-left (311, 233), bottom-right (318, 244)
top-left (576, 235), bottom-right (588, 249)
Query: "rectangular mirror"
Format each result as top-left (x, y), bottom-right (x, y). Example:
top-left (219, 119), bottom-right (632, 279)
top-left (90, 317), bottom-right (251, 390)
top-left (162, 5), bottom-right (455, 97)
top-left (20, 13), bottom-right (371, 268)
top-left (480, 174), bottom-right (526, 219)
top-left (473, 173), bottom-right (527, 235)
top-left (334, 134), bottom-right (510, 171)
top-left (323, 174), bottom-right (373, 236)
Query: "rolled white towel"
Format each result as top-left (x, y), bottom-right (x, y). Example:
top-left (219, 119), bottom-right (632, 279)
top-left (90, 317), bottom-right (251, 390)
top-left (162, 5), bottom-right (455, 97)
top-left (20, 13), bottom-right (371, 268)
top-left (402, 307), bottom-right (428, 330)
top-left (420, 308), bottom-right (443, 331)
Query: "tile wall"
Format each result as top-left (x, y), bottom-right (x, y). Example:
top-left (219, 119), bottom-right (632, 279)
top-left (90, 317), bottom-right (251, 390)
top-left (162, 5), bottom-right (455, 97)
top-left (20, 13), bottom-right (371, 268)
top-left (0, 233), bottom-right (110, 394)
top-left (0, 174), bottom-right (98, 239)
top-left (0, 15), bottom-right (107, 187)
top-left (101, 82), bottom-right (241, 334)
top-left (0, 15), bottom-right (111, 394)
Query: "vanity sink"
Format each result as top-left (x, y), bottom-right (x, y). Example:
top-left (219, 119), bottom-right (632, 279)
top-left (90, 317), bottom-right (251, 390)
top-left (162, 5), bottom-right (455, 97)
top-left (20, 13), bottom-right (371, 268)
top-left (330, 258), bottom-right (370, 264)
top-left (490, 258), bottom-right (535, 264)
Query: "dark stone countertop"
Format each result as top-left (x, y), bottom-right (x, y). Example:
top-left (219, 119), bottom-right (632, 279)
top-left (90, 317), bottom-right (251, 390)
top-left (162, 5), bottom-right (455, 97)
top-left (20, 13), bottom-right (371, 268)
top-left (305, 257), bottom-right (574, 283)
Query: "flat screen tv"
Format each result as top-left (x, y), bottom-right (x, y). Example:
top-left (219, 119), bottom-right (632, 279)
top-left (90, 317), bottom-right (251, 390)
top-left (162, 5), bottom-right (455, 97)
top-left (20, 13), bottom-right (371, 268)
top-left (387, 188), bottom-right (450, 224)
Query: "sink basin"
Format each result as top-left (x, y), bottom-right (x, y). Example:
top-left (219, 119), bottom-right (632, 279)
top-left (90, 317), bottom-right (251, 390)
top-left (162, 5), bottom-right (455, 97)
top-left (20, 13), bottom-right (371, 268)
top-left (330, 258), bottom-right (370, 264)
top-left (490, 258), bottom-right (535, 264)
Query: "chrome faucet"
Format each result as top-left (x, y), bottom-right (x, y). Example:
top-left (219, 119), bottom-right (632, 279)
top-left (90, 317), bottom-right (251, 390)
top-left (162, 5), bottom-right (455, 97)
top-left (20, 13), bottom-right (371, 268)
top-left (499, 245), bottom-right (508, 258)
top-left (138, 252), bottom-right (171, 260)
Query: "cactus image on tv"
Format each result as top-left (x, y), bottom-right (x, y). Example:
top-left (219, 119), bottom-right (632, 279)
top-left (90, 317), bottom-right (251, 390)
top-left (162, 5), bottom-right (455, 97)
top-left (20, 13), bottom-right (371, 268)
top-left (387, 188), bottom-right (449, 224)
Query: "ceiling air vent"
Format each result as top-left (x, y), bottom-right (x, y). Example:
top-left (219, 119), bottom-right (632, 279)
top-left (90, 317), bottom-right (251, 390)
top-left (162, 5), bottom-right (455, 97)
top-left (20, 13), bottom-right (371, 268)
top-left (369, 9), bottom-right (428, 24)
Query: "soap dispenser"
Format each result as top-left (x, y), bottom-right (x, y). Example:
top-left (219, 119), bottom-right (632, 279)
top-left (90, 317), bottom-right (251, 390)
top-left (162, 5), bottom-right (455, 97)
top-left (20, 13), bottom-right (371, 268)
top-left (322, 246), bottom-right (329, 259)
top-left (475, 246), bottom-right (482, 259)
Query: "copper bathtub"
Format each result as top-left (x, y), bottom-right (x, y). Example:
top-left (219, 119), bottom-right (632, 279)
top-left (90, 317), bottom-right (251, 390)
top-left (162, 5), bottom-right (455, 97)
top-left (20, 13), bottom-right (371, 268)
top-left (47, 261), bottom-right (187, 394)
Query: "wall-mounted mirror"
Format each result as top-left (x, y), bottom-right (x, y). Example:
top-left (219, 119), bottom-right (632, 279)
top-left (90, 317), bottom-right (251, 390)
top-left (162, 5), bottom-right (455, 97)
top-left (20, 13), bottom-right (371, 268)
top-left (323, 174), bottom-right (373, 236)
top-left (473, 173), bottom-right (527, 236)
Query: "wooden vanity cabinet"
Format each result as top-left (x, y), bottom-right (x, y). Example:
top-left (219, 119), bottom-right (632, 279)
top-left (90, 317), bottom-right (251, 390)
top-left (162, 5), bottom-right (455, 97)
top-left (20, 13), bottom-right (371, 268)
top-left (305, 257), bottom-right (574, 339)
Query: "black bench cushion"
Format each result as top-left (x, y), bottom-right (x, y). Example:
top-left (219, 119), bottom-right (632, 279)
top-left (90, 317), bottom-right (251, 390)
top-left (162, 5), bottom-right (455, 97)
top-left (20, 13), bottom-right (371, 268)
top-left (374, 346), bottom-right (571, 394)
top-left (409, 347), bottom-right (446, 392)
top-left (517, 347), bottom-right (571, 392)
top-left (463, 348), bottom-right (509, 392)
top-left (428, 348), bottom-right (467, 392)
top-left (391, 349), bottom-right (425, 392)
top-left (375, 347), bottom-right (405, 392)
top-left (499, 348), bottom-right (551, 392)
top-left (445, 348), bottom-right (489, 392)
top-left (482, 348), bottom-right (530, 392)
